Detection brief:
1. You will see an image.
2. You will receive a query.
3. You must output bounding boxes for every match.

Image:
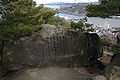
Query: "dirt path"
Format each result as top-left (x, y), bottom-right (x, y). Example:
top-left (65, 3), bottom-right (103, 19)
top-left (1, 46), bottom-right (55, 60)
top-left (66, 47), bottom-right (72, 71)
top-left (1, 67), bottom-right (97, 80)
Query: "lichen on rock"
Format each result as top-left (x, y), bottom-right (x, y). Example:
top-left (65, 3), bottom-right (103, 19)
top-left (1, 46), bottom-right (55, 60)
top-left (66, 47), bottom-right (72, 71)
top-left (2, 24), bottom-right (102, 71)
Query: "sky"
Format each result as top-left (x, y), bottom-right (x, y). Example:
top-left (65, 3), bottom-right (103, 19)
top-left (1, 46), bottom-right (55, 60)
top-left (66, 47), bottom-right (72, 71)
top-left (34, 0), bottom-right (99, 4)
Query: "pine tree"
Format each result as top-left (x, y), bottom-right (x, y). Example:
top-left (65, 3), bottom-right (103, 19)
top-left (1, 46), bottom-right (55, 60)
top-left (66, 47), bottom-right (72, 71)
top-left (0, 0), bottom-right (58, 41)
top-left (1, 0), bottom-right (57, 26)
top-left (86, 0), bottom-right (120, 18)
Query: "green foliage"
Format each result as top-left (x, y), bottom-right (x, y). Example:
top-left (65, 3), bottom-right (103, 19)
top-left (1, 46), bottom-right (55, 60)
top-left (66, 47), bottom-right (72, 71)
top-left (86, 28), bottom-right (94, 32)
top-left (86, 12), bottom-right (109, 18)
top-left (99, 0), bottom-right (120, 4)
top-left (0, 24), bottom-right (42, 41)
top-left (47, 16), bottom-right (70, 27)
top-left (100, 38), bottom-right (113, 46)
top-left (99, 0), bottom-right (109, 4)
top-left (85, 23), bottom-right (93, 27)
top-left (70, 18), bottom-right (94, 32)
top-left (1, 1), bottom-right (57, 26)
top-left (86, 1), bottom-right (120, 18)
top-left (70, 21), bottom-right (84, 31)
top-left (100, 38), bottom-right (120, 54)
top-left (112, 44), bottom-right (120, 54)
top-left (112, 30), bottom-right (120, 33)
top-left (0, 0), bottom-right (69, 42)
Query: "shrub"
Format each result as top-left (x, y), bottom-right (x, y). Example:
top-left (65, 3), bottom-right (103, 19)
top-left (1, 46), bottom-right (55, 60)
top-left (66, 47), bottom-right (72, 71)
top-left (112, 44), bottom-right (120, 54)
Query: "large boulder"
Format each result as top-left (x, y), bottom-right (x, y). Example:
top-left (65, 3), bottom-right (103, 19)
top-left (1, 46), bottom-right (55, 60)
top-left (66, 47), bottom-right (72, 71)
top-left (104, 54), bottom-right (120, 80)
top-left (2, 24), bottom-right (102, 70)
top-left (39, 24), bottom-right (67, 38)
top-left (85, 33), bottom-right (102, 60)
top-left (104, 65), bottom-right (120, 80)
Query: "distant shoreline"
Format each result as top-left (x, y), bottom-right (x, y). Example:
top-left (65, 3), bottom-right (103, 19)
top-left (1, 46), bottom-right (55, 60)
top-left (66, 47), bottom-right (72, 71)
top-left (59, 10), bottom-right (86, 16)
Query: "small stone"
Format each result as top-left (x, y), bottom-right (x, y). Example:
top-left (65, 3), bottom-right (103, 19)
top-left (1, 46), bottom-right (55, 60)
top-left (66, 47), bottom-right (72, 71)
top-left (88, 75), bottom-right (107, 80)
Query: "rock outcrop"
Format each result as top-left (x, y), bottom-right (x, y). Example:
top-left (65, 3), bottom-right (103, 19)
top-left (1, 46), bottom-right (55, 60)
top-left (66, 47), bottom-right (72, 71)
top-left (100, 33), bottom-right (117, 52)
top-left (59, 3), bottom-right (87, 16)
top-left (86, 33), bottom-right (102, 60)
top-left (2, 24), bottom-right (102, 71)
top-left (104, 65), bottom-right (120, 80)
top-left (104, 54), bottom-right (120, 80)
top-left (117, 33), bottom-right (120, 44)
top-left (100, 34), bottom-right (117, 44)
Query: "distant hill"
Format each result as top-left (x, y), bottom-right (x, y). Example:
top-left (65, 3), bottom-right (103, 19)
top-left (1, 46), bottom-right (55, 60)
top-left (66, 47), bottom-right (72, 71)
top-left (45, 2), bottom-right (100, 5)
top-left (88, 2), bottom-right (100, 4)
top-left (45, 2), bottom-right (66, 5)
top-left (59, 3), bottom-right (88, 16)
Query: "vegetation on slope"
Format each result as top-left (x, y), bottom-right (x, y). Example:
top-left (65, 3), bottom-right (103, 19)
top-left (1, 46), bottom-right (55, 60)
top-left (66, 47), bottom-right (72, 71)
top-left (86, 0), bottom-right (120, 18)
top-left (112, 44), bottom-right (120, 54)
top-left (70, 18), bottom-right (94, 32)
top-left (101, 38), bottom-right (120, 54)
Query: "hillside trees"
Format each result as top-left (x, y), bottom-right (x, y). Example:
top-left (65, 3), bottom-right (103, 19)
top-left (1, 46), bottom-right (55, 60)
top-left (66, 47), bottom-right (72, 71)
top-left (86, 0), bottom-right (120, 18)
top-left (70, 18), bottom-right (94, 32)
